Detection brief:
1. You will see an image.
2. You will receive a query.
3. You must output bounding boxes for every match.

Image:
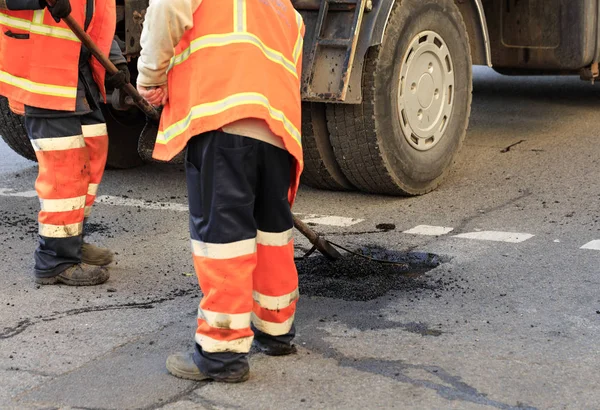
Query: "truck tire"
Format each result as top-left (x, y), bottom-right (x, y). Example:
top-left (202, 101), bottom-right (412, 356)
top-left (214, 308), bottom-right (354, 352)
top-left (0, 98), bottom-right (145, 169)
top-left (101, 104), bottom-right (145, 169)
top-left (301, 102), bottom-right (354, 190)
top-left (327, 0), bottom-right (472, 195)
top-left (0, 97), bottom-right (36, 162)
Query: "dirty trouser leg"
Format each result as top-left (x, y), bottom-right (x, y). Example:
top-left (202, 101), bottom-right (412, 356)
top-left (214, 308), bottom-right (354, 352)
top-left (80, 109), bottom-right (109, 219)
top-left (25, 115), bottom-right (90, 278)
top-left (251, 144), bottom-right (298, 347)
top-left (186, 131), bottom-right (258, 380)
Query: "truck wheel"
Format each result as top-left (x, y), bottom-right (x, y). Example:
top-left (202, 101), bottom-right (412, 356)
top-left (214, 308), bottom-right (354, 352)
top-left (327, 0), bottom-right (472, 195)
top-left (301, 102), bottom-right (354, 190)
top-left (0, 97), bottom-right (36, 162)
top-left (101, 104), bottom-right (145, 169)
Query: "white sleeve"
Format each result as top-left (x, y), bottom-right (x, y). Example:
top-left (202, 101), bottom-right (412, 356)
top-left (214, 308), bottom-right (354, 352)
top-left (136, 0), bottom-right (202, 87)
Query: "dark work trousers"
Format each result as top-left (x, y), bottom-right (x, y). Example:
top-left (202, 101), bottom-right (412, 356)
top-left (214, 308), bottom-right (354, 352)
top-left (185, 130), bottom-right (297, 379)
top-left (25, 107), bottom-right (108, 278)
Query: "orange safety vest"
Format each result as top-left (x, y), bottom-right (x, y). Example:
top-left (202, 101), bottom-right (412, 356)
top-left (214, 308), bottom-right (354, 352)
top-left (153, 0), bottom-right (305, 203)
top-left (0, 0), bottom-right (116, 112)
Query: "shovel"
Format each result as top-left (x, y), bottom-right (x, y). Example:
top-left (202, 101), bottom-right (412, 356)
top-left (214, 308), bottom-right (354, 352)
top-left (53, 1), bottom-right (342, 261)
top-left (46, 0), bottom-right (162, 162)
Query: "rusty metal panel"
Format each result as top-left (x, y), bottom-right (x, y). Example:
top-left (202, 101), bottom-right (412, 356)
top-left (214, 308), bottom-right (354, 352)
top-left (485, 0), bottom-right (596, 70)
top-left (501, 0), bottom-right (560, 48)
top-left (124, 0), bottom-right (149, 57)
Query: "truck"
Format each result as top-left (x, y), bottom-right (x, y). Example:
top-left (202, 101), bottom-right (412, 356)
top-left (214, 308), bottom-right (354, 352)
top-left (1, 0), bottom-right (598, 195)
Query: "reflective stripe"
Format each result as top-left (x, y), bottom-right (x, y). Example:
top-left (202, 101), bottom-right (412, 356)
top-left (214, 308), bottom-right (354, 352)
top-left (293, 11), bottom-right (303, 65)
top-left (233, 0), bottom-right (246, 32)
top-left (157, 92), bottom-right (301, 146)
top-left (168, 32), bottom-right (297, 78)
top-left (251, 313), bottom-right (295, 336)
top-left (84, 206), bottom-right (92, 218)
top-left (0, 11), bottom-right (79, 42)
top-left (257, 229), bottom-right (293, 247)
top-left (31, 135), bottom-right (85, 152)
top-left (191, 238), bottom-right (256, 260)
top-left (82, 124), bottom-right (108, 138)
top-left (0, 70), bottom-right (77, 99)
top-left (253, 289), bottom-right (299, 311)
top-left (39, 196), bottom-right (86, 213)
top-left (198, 308), bottom-right (251, 330)
top-left (39, 222), bottom-right (83, 238)
top-left (87, 184), bottom-right (99, 196)
top-left (195, 333), bottom-right (253, 353)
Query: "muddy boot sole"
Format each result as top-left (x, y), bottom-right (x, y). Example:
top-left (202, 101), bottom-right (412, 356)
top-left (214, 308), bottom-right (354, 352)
top-left (34, 265), bottom-right (109, 286)
top-left (166, 353), bottom-right (249, 383)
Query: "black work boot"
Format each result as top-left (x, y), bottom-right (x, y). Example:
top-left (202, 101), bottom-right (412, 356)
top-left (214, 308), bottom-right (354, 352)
top-left (166, 353), bottom-right (249, 383)
top-left (82, 242), bottom-right (114, 266)
top-left (35, 263), bottom-right (109, 286)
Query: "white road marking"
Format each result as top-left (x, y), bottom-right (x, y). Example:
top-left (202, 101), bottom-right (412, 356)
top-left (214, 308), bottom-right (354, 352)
top-left (298, 214), bottom-right (364, 227)
top-left (453, 231), bottom-right (534, 243)
top-left (0, 188), bottom-right (37, 198)
top-left (97, 196), bottom-right (362, 227)
top-left (580, 240), bottom-right (600, 251)
top-left (403, 225), bottom-right (454, 236)
top-left (96, 195), bottom-right (189, 212)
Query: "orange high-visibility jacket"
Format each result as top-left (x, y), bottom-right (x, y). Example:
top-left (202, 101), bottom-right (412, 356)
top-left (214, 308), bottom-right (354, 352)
top-left (153, 0), bottom-right (305, 204)
top-left (0, 0), bottom-right (116, 112)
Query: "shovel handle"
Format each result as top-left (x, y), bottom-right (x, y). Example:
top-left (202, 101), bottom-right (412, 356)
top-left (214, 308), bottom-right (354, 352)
top-left (46, 0), bottom-right (160, 121)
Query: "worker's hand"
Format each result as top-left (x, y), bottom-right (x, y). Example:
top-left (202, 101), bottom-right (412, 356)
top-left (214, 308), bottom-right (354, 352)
top-left (138, 84), bottom-right (169, 107)
top-left (105, 63), bottom-right (131, 90)
top-left (43, 0), bottom-right (71, 23)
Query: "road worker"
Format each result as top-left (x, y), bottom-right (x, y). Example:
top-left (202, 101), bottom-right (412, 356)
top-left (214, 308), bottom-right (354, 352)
top-left (137, 0), bottom-right (305, 382)
top-left (0, 0), bottom-right (130, 285)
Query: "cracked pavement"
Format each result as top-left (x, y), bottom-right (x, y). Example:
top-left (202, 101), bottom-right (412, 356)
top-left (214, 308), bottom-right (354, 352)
top-left (1, 68), bottom-right (600, 409)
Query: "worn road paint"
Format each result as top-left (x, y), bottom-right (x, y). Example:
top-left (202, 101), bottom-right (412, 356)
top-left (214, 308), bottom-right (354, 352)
top-left (580, 240), bottom-right (600, 250)
top-left (453, 231), bottom-right (534, 243)
top-left (0, 188), bottom-right (37, 198)
top-left (403, 225), bottom-right (454, 236)
top-left (298, 214), bottom-right (364, 227)
top-left (96, 196), bottom-right (362, 227)
top-left (96, 195), bottom-right (190, 212)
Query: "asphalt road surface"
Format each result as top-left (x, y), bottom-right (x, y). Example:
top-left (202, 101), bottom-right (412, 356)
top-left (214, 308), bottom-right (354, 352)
top-left (1, 67), bottom-right (599, 409)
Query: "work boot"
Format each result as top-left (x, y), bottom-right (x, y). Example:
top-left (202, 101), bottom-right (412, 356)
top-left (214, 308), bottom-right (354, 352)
top-left (82, 242), bottom-right (114, 266)
top-left (166, 353), bottom-right (249, 383)
top-left (35, 264), bottom-right (109, 286)
top-left (253, 339), bottom-right (298, 356)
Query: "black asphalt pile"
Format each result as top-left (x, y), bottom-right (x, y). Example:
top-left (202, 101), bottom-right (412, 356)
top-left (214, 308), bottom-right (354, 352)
top-left (296, 247), bottom-right (442, 301)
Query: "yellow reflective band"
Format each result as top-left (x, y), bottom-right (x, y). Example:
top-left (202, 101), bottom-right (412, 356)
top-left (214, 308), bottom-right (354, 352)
top-left (0, 70), bottom-right (77, 99)
top-left (253, 289), bottom-right (299, 311)
top-left (87, 184), bottom-right (99, 196)
top-left (251, 313), bottom-right (295, 336)
top-left (157, 92), bottom-right (301, 147)
top-left (39, 222), bottom-right (83, 238)
top-left (0, 11), bottom-right (79, 42)
top-left (293, 11), bottom-right (304, 65)
top-left (31, 135), bottom-right (85, 152)
top-left (191, 238), bottom-right (256, 260)
top-left (198, 308), bottom-right (251, 330)
top-left (257, 229), bottom-right (293, 247)
top-left (39, 196), bottom-right (86, 213)
top-left (168, 32), bottom-right (297, 78)
top-left (195, 333), bottom-right (253, 353)
top-left (233, 0), bottom-right (246, 33)
top-left (82, 123), bottom-right (108, 138)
